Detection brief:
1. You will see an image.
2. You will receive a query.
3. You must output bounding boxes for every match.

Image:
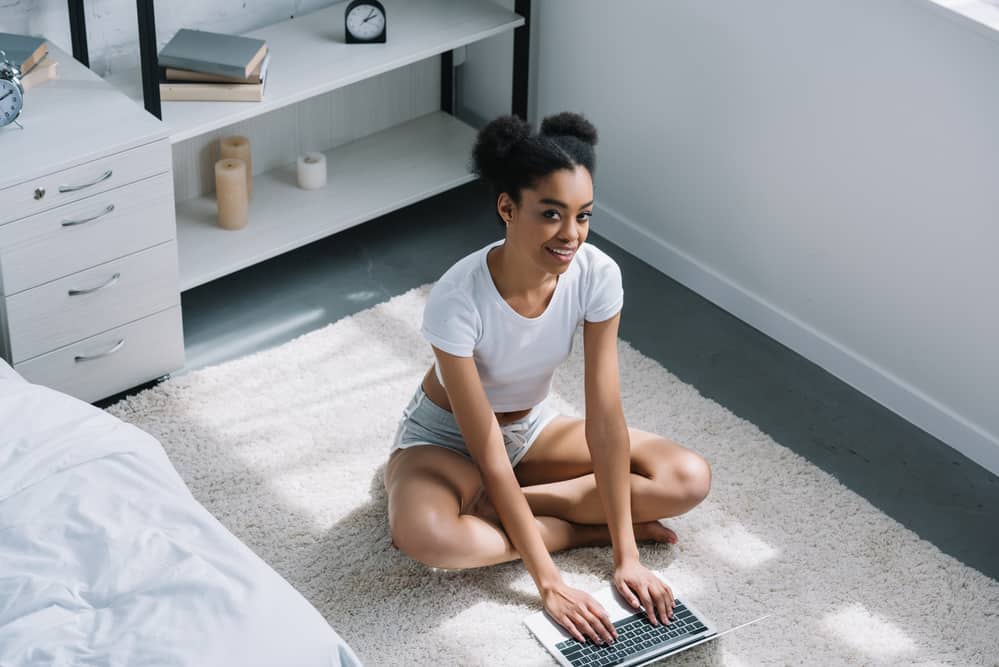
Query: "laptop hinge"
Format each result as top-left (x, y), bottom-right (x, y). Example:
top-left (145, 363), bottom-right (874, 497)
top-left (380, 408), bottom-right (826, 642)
top-left (617, 631), bottom-right (715, 666)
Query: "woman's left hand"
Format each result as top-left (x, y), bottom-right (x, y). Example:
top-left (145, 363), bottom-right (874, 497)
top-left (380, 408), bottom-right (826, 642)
top-left (613, 559), bottom-right (675, 627)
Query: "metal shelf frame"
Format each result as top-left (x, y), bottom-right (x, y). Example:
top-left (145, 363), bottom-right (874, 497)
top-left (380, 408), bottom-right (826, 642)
top-left (66, 0), bottom-right (531, 122)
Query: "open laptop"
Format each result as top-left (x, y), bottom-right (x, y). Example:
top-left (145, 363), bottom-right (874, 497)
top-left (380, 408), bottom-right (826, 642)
top-left (525, 583), bottom-right (769, 666)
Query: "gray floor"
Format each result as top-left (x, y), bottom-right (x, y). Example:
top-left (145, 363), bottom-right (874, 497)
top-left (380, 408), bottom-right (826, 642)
top-left (108, 180), bottom-right (999, 582)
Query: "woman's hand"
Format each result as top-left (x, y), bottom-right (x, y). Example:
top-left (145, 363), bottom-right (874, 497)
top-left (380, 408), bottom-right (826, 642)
top-left (541, 580), bottom-right (618, 646)
top-left (613, 559), bottom-right (675, 626)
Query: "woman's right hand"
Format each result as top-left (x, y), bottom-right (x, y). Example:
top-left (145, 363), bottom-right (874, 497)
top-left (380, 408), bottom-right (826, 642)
top-left (541, 581), bottom-right (618, 646)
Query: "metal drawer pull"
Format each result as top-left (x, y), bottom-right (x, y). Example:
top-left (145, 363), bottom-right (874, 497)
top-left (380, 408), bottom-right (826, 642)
top-left (61, 204), bottom-right (115, 227)
top-left (58, 169), bottom-right (113, 193)
top-left (68, 272), bottom-right (120, 296)
top-left (74, 338), bottom-right (125, 363)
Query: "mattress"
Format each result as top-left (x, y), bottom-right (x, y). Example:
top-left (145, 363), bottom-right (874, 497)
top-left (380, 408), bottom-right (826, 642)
top-left (0, 360), bottom-right (362, 666)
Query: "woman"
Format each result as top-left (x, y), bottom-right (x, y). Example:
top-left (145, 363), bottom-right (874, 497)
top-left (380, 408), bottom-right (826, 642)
top-left (383, 112), bottom-right (712, 646)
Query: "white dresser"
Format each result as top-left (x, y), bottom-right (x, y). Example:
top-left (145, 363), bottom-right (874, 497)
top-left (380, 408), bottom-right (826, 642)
top-left (0, 45), bottom-right (184, 403)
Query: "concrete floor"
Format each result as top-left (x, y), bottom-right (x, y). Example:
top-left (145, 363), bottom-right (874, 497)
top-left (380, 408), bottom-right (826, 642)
top-left (107, 180), bottom-right (999, 582)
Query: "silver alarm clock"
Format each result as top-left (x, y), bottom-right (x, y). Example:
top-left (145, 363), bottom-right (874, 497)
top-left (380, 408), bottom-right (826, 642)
top-left (0, 49), bottom-right (24, 129)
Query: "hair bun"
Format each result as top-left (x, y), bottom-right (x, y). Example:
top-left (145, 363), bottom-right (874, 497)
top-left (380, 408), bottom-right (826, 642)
top-left (540, 112), bottom-right (598, 146)
top-left (479, 115), bottom-right (530, 159)
top-left (472, 115), bottom-right (530, 181)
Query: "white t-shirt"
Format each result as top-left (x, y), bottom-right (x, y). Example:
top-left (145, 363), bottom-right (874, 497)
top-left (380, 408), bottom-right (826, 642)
top-left (421, 239), bottom-right (624, 412)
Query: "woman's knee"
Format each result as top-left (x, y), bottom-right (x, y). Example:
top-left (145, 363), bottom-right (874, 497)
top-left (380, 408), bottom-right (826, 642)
top-left (642, 438), bottom-right (711, 506)
top-left (390, 509), bottom-right (460, 568)
top-left (674, 449), bottom-right (712, 504)
top-left (385, 446), bottom-right (484, 567)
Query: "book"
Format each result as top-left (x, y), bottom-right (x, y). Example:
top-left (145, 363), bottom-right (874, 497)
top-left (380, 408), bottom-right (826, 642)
top-left (158, 28), bottom-right (267, 80)
top-left (159, 80), bottom-right (264, 103)
top-left (158, 53), bottom-right (270, 102)
top-left (0, 32), bottom-right (47, 72)
top-left (165, 49), bottom-right (267, 83)
top-left (21, 57), bottom-right (58, 91)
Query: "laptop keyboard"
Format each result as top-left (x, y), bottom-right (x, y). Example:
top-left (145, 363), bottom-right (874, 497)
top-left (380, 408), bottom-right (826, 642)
top-left (554, 599), bottom-right (708, 666)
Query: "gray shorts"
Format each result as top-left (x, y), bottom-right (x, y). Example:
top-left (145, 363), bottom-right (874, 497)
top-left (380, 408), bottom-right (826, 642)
top-left (390, 385), bottom-right (561, 467)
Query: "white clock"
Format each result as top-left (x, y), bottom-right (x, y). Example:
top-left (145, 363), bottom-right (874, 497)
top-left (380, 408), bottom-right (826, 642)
top-left (345, 0), bottom-right (387, 44)
top-left (0, 49), bottom-right (24, 129)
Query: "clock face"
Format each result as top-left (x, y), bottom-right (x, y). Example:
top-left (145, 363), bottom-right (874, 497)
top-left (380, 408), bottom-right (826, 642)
top-left (0, 79), bottom-right (23, 127)
top-left (346, 4), bottom-right (386, 41)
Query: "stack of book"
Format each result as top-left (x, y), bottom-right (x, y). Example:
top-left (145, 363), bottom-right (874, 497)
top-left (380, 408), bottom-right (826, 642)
top-left (0, 32), bottom-right (59, 91)
top-left (158, 28), bottom-right (270, 102)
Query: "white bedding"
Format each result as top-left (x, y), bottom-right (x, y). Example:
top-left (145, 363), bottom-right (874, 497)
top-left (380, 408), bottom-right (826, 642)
top-left (0, 360), bottom-right (362, 666)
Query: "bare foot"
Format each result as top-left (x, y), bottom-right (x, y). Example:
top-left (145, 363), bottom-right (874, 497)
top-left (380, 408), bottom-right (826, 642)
top-left (634, 520), bottom-right (678, 545)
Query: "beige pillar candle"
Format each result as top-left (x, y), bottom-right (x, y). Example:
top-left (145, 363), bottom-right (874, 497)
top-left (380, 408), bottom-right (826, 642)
top-left (215, 158), bottom-right (248, 230)
top-left (220, 135), bottom-right (252, 198)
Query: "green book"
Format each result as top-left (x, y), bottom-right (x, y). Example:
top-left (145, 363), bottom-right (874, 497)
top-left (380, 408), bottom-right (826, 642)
top-left (0, 32), bottom-right (47, 72)
top-left (158, 28), bottom-right (267, 80)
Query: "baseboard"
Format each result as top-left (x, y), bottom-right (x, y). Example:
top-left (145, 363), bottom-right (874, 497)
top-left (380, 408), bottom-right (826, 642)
top-left (593, 200), bottom-right (999, 478)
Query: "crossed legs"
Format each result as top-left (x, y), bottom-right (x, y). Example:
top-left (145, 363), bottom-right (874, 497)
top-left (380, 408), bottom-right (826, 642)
top-left (383, 416), bottom-right (711, 570)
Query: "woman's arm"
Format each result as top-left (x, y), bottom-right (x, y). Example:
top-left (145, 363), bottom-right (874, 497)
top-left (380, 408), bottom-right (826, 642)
top-left (581, 313), bottom-right (638, 565)
top-left (583, 313), bottom-right (675, 626)
top-left (432, 347), bottom-right (561, 591)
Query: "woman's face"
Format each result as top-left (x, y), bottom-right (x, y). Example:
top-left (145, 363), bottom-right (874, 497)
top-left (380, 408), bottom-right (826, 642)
top-left (499, 166), bottom-right (594, 276)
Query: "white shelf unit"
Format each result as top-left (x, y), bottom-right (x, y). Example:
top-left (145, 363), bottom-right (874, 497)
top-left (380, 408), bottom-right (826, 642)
top-left (104, 0), bottom-right (524, 291)
top-left (176, 112), bottom-right (476, 290)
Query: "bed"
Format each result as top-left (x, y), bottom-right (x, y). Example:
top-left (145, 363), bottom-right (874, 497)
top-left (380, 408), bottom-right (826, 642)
top-left (0, 359), bottom-right (362, 666)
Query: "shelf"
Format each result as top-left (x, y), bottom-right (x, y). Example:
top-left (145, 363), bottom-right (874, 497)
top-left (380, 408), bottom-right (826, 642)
top-left (104, 0), bottom-right (523, 143)
top-left (176, 111), bottom-right (477, 290)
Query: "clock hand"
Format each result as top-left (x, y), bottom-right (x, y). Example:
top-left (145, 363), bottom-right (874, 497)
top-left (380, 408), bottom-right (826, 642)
top-left (365, 9), bottom-right (375, 21)
top-left (0, 91), bottom-right (11, 102)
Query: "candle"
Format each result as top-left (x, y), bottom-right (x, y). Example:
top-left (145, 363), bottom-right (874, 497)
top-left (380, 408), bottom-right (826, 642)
top-left (215, 158), bottom-right (248, 230)
top-left (220, 135), bottom-right (252, 198)
top-left (296, 152), bottom-right (327, 190)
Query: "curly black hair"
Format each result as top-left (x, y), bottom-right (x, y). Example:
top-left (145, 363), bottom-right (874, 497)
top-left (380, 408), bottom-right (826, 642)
top-left (471, 111), bottom-right (598, 225)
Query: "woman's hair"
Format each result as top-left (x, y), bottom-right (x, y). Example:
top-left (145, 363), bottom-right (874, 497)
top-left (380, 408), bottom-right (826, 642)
top-left (471, 111), bottom-right (598, 225)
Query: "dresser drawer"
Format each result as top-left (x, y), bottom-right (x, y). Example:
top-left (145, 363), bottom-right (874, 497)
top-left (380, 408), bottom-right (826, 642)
top-left (5, 241), bottom-right (180, 363)
top-left (0, 139), bottom-right (171, 227)
top-left (0, 172), bottom-right (175, 294)
top-left (14, 306), bottom-right (184, 404)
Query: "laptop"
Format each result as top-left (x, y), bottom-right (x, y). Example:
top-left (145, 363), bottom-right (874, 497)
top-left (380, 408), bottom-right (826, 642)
top-left (524, 582), bottom-right (769, 666)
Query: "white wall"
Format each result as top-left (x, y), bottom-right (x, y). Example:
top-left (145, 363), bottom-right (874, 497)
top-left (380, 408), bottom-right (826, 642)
top-left (531, 0), bottom-right (999, 474)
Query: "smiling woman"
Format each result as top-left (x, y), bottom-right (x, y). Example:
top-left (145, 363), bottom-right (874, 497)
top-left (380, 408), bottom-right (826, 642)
top-left (382, 111), bottom-right (713, 647)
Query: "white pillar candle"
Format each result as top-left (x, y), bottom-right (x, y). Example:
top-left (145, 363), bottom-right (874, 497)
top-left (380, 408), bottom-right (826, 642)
top-left (297, 152), bottom-right (327, 190)
top-left (215, 158), bottom-right (248, 230)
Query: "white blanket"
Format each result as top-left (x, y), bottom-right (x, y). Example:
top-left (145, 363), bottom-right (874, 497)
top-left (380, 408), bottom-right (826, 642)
top-left (0, 360), bottom-right (361, 667)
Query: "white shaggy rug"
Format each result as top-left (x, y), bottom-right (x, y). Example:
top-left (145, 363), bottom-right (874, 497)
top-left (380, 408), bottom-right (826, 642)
top-left (107, 286), bottom-right (999, 666)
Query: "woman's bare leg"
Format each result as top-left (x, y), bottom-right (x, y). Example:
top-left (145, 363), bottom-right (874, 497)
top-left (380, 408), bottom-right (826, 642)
top-left (494, 418), bottom-right (713, 526)
top-left (384, 446), bottom-right (673, 570)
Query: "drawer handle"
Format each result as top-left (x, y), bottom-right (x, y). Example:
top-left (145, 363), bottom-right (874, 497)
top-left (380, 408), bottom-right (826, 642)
top-left (58, 169), bottom-right (113, 193)
top-left (74, 338), bottom-right (125, 363)
top-left (68, 272), bottom-right (121, 296)
top-left (61, 204), bottom-right (115, 227)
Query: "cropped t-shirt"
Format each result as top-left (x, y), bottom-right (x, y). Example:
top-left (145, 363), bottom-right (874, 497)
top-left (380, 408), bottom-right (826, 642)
top-left (421, 239), bottom-right (624, 412)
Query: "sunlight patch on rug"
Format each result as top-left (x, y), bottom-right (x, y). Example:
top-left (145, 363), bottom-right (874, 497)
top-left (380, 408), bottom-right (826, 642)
top-left (823, 604), bottom-right (918, 660)
top-left (698, 521), bottom-right (780, 569)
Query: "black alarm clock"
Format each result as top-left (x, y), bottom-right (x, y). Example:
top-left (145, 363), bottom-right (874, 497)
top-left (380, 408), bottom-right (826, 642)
top-left (345, 0), bottom-right (387, 44)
